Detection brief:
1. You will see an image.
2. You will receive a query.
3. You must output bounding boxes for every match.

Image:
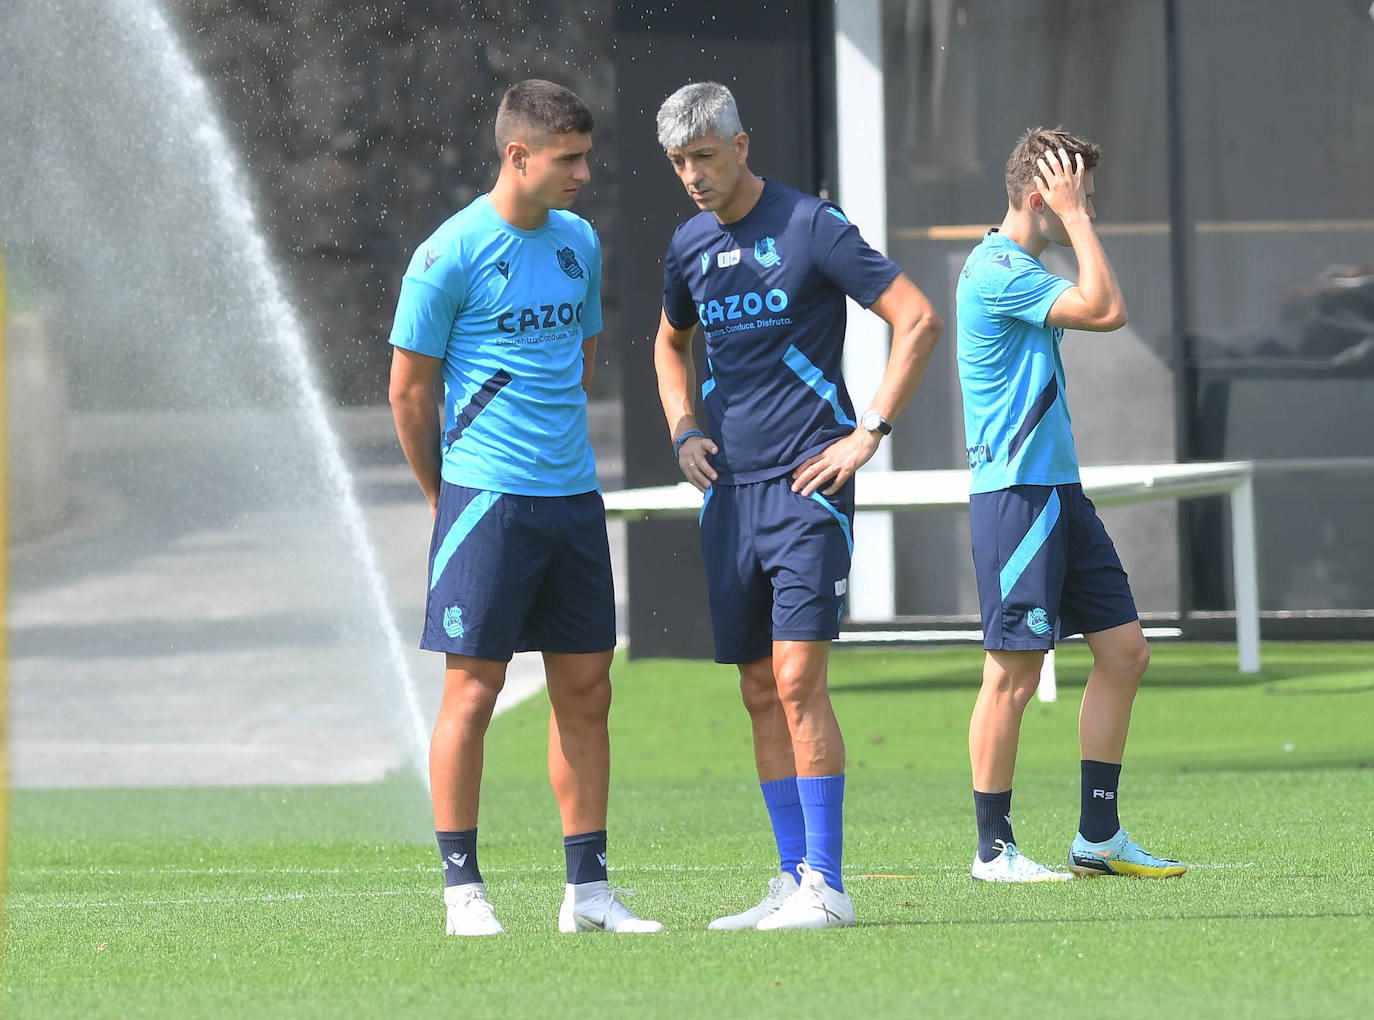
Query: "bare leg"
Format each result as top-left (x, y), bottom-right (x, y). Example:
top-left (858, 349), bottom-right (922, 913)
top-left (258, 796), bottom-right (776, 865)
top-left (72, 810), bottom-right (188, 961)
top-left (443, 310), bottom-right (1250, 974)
top-left (771, 640), bottom-right (843, 777)
top-left (1080, 621), bottom-right (1150, 763)
top-left (544, 649), bottom-right (613, 835)
top-left (738, 657), bottom-right (798, 781)
top-left (431, 654), bottom-right (507, 830)
top-left (969, 649), bottom-right (1045, 792)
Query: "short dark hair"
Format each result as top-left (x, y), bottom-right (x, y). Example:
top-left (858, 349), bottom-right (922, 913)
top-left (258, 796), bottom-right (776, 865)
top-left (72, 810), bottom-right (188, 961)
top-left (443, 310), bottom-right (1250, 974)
top-left (1005, 126), bottom-right (1102, 207)
top-left (494, 79), bottom-right (593, 154)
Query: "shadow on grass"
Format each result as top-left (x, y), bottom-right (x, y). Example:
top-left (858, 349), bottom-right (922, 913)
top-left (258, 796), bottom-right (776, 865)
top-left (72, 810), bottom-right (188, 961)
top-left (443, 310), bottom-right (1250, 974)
top-left (866, 907), bottom-right (1374, 929)
top-left (1162, 756), bottom-right (1373, 774)
top-left (831, 651), bottom-right (1374, 697)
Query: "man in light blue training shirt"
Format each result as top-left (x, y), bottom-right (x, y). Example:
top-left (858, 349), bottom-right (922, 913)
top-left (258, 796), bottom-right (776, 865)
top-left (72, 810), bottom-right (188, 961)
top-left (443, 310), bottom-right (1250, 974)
top-left (956, 126), bottom-right (1186, 883)
top-left (388, 79), bottom-right (660, 936)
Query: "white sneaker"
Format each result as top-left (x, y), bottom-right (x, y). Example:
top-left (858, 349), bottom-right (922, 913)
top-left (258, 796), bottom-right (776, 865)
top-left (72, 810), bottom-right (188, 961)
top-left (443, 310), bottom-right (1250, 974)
top-left (754, 862), bottom-right (855, 930)
top-left (707, 871), bottom-right (800, 930)
top-left (558, 881), bottom-right (663, 933)
top-left (971, 840), bottom-right (1074, 883)
top-left (444, 882), bottom-right (505, 936)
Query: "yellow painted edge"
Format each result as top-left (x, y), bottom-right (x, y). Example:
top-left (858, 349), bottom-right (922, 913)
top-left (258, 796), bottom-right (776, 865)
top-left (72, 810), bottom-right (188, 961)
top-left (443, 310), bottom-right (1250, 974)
top-left (0, 246), bottom-right (9, 958)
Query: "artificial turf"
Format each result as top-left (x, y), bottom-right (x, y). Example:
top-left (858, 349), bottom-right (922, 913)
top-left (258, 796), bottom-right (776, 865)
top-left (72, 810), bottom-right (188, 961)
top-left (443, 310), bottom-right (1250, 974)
top-left (3, 642), bottom-right (1372, 1018)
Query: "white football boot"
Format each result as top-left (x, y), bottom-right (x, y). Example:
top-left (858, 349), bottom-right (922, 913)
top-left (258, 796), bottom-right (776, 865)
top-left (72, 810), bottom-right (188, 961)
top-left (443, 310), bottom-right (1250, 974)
top-left (971, 839), bottom-right (1074, 883)
top-left (707, 870), bottom-right (800, 931)
top-left (558, 881), bottom-right (663, 933)
top-left (443, 882), bottom-right (505, 936)
top-left (754, 862), bottom-right (855, 930)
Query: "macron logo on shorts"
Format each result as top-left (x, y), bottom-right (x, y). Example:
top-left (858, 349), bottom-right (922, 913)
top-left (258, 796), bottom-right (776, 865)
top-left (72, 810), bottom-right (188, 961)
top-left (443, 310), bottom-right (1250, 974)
top-left (443, 605), bottom-right (465, 639)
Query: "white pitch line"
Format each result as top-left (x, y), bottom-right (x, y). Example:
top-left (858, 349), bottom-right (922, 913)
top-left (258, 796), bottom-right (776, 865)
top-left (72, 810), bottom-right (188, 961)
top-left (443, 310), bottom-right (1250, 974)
top-left (6, 889), bottom-right (423, 911)
top-left (6, 861), bottom-right (1260, 912)
top-left (7, 860), bottom-right (1256, 890)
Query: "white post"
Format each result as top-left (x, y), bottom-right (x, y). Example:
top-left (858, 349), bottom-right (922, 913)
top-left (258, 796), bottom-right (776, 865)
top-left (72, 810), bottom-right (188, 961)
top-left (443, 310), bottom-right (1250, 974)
top-left (835, 0), bottom-right (894, 621)
top-left (1230, 475), bottom-right (1262, 673)
top-left (1038, 648), bottom-right (1058, 703)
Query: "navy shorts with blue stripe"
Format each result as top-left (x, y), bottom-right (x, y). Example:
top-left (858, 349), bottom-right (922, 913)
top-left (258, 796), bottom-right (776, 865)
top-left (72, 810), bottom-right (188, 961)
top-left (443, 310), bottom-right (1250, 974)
top-left (423, 483), bottom-right (615, 661)
top-left (969, 483), bottom-right (1137, 651)
top-left (700, 475), bottom-right (854, 664)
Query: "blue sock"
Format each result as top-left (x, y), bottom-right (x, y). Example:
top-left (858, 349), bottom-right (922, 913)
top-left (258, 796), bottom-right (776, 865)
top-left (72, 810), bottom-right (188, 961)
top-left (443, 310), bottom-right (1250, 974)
top-left (796, 774), bottom-right (845, 892)
top-left (563, 829), bottom-right (608, 885)
top-left (436, 828), bottom-right (481, 887)
top-left (973, 789), bottom-right (1016, 863)
top-left (761, 777), bottom-right (806, 880)
top-left (1079, 760), bottom-right (1122, 842)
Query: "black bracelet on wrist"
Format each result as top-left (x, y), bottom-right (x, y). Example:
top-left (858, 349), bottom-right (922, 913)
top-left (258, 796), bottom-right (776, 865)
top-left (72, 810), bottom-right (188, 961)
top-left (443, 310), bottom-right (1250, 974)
top-left (673, 429), bottom-right (705, 458)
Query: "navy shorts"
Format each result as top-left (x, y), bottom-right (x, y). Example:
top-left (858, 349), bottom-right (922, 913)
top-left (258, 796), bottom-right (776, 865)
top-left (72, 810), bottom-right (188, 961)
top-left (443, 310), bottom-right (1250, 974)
top-left (700, 475), bottom-right (854, 664)
top-left (970, 483), bottom-right (1137, 651)
top-left (422, 483), bottom-right (615, 661)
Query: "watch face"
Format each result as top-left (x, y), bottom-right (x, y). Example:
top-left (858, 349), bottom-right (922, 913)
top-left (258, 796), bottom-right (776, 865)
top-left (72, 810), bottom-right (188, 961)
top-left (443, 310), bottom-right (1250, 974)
top-left (862, 411), bottom-right (890, 434)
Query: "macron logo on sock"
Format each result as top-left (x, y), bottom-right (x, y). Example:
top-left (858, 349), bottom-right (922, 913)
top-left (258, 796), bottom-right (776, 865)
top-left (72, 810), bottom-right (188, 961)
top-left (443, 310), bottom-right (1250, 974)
top-left (596, 852), bottom-right (607, 868)
top-left (448, 852), bottom-right (468, 867)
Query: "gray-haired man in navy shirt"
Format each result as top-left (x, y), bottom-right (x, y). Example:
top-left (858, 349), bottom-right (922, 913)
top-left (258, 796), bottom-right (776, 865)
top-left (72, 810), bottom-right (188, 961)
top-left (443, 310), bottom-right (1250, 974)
top-left (652, 81), bottom-right (943, 930)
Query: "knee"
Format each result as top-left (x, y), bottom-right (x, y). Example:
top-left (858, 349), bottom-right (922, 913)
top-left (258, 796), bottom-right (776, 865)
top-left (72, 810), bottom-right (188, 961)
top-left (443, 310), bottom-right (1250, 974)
top-left (552, 670), bottom-right (612, 720)
top-left (1102, 637), bottom-right (1151, 685)
top-left (1124, 638), bottom-right (1151, 683)
top-left (982, 661), bottom-right (1041, 714)
top-left (772, 662), bottom-right (825, 716)
top-left (738, 664), bottom-right (779, 717)
top-left (439, 674), bottom-right (503, 725)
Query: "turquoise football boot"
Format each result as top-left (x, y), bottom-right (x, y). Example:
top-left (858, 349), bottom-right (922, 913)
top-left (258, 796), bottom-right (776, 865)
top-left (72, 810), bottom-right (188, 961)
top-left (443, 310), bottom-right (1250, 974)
top-left (1069, 828), bottom-right (1187, 878)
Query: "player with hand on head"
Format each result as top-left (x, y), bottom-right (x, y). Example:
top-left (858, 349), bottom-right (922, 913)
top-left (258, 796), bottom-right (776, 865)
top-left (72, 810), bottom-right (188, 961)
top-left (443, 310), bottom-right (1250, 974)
top-left (388, 79), bottom-right (661, 936)
top-left (955, 126), bottom-right (1186, 882)
top-left (652, 82), bottom-right (943, 929)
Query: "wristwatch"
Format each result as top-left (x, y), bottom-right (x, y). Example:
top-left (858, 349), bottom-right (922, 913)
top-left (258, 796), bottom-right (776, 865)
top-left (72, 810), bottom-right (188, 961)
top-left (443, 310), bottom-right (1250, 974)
top-left (860, 410), bottom-right (892, 436)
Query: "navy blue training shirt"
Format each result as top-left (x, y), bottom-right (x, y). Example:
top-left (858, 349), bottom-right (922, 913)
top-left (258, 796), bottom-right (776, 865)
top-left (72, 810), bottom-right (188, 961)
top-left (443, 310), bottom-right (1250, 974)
top-left (662, 179), bottom-right (901, 484)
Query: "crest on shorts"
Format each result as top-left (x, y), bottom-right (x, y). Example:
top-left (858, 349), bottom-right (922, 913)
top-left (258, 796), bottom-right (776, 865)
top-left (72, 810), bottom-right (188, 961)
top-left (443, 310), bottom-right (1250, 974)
top-left (1027, 607), bottom-right (1052, 636)
top-left (556, 246), bottom-right (584, 279)
top-left (443, 605), bottom-right (465, 639)
top-left (753, 236), bottom-right (781, 268)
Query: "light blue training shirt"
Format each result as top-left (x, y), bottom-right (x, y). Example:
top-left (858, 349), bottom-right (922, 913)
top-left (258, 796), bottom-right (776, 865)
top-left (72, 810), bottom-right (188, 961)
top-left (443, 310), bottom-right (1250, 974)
top-left (956, 230), bottom-right (1080, 494)
top-left (389, 194), bottom-right (602, 496)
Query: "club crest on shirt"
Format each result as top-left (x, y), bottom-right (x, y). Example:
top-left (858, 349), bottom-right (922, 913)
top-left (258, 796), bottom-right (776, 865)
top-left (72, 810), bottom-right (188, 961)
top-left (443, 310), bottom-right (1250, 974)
top-left (753, 236), bottom-right (781, 268)
top-left (556, 246), bottom-right (584, 280)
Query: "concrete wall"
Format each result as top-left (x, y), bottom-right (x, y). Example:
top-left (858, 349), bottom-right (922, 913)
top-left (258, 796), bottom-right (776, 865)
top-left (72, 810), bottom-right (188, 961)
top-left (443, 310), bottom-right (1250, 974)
top-left (169, 0), bottom-right (617, 404)
top-left (6, 310), bottom-right (71, 541)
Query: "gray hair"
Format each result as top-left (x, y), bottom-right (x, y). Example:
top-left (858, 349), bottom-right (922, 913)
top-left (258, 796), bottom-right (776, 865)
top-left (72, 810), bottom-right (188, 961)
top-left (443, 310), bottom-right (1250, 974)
top-left (656, 82), bottom-right (744, 150)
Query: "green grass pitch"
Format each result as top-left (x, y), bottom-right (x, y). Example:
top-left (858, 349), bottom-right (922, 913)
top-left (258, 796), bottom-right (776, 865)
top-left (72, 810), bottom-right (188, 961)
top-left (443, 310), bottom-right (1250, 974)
top-left (4, 642), bottom-right (1372, 1018)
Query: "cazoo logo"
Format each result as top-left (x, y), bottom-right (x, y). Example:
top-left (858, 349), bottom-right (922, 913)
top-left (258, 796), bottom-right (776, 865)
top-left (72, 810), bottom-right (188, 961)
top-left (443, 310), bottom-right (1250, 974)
top-left (497, 302), bottom-right (585, 334)
top-left (698, 288), bottom-right (789, 327)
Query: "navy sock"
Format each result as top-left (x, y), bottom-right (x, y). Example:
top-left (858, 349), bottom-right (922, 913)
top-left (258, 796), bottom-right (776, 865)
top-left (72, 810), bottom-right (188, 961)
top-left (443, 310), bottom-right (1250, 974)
top-left (437, 828), bottom-right (481, 887)
top-left (760, 777), bottom-right (806, 880)
top-left (796, 774), bottom-right (845, 892)
top-left (1079, 760), bottom-right (1122, 842)
top-left (563, 829), bottom-right (608, 885)
top-left (973, 789), bottom-right (1016, 863)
